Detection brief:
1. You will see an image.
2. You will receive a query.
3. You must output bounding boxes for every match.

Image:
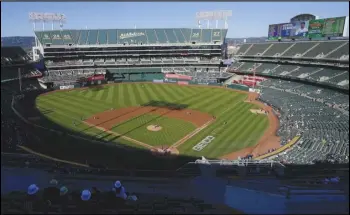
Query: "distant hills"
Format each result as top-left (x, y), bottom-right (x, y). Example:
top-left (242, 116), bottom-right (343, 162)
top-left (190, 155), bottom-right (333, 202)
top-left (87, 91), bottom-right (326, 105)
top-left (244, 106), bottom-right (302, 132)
top-left (1, 36), bottom-right (35, 51)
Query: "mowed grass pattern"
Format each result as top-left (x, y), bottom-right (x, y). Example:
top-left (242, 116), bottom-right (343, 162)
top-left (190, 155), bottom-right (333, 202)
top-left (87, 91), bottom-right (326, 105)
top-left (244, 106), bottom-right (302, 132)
top-left (111, 114), bottom-right (196, 146)
top-left (36, 83), bottom-right (269, 158)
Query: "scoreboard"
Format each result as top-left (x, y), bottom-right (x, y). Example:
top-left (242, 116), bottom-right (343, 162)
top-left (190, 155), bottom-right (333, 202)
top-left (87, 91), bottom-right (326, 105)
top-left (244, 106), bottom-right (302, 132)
top-left (268, 16), bottom-right (346, 40)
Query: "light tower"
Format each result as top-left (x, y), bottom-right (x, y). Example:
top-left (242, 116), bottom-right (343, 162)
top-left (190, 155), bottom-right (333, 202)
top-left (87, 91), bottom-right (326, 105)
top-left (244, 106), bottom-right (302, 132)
top-left (195, 10), bottom-right (232, 29)
top-left (29, 12), bottom-right (66, 31)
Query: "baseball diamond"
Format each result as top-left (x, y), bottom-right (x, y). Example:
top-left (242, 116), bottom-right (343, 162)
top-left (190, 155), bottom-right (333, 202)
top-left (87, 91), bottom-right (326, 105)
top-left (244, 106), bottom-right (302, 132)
top-left (35, 82), bottom-right (275, 159)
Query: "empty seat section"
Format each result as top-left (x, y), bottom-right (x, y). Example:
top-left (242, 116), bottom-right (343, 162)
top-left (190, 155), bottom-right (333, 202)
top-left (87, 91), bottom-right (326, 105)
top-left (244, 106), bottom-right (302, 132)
top-left (78, 30), bottom-right (88, 45)
top-left (308, 68), bottom-right (340, 81)
top-left (68, 30), bottom-right (81, 44)
top-left (326, 42), bottom-right (349, 59)
top-left (190, 29), bottom-right (201, 42)
top-left (61, 30), bottom-right (74, 45)
top-left (98, 30), bottom-right (108, 45)
top-left (180, 29), bottom-right (191, 42)
top-left (87, 30), bottom-right (98, 45)
top-left (287, 66), bottom-right (318, 77)
top-left (145, 29), bottom-right (158, 44)
top-left (201, 29), bottom-right (212, 43)
top-left (51, 31), bottom-right (64, 45)
top-left (164, 29), bottom-right (178, 43)
top-left (255, 63), bottom-right (277, 74)
top-left (303, 41), bottom-right (345, 58)
top-left (155, 29), bottom-right (168, 43)
top-left (173, 29), bottom-right (186, 43)
top-left (107, 29), bottom-right (117, 44)
top-left (211, 29), bottom-right (222, 42)
top-left (271, 65), bottom-right (298, 75)
top-left (328, 72), bottom-right (349, 85)
top-left (263, 43), bottom-right (293, 56)
top-left (40, 32), bottom-right (52, 44)
top-left (239, 62), bottom-right (256, 71)
top-left (245, 44), bottom-right (271, 55)
top-left (236, 44), bottom-right (251, 55)
top-left (282, 42), bottom-right (315, 57)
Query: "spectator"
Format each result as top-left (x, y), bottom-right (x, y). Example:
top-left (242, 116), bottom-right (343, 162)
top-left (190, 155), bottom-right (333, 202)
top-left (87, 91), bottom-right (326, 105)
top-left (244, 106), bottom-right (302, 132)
top-left (81, 189), bottom-right (91, 201)
top-left (24, 184), bottom-right (41, 213)
top-left (79, 189), bottom-right (95, 214)
top-left (112, 180), bottom-right (127, 200)
top-left (43, 179), bottom-right (60, 204)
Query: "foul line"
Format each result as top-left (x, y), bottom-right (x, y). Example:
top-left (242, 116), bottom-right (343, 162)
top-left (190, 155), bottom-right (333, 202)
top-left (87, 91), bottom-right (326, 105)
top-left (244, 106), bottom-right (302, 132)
top-left (82, 121), bottom-right (155, 150)
top-left (170, 118), bottom-right (215, 149)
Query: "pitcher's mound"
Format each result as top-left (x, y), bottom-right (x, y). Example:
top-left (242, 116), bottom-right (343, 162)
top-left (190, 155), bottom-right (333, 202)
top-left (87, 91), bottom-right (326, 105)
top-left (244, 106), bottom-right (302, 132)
top-left (147, 124), bottom-right (162, 132)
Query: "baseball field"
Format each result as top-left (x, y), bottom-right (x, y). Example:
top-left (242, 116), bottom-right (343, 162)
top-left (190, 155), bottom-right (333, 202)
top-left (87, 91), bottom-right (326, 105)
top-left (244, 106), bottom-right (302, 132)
top-left (35, 83), bottom-right (273, 159)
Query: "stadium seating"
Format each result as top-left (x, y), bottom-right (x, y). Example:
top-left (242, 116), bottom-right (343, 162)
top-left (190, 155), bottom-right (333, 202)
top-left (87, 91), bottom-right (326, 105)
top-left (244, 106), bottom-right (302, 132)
top-left (1, 47), bottom-right (30, 66)
top-left (257, 79), bottom-right (349, 164)
top-left (235, 40), bottom-right (348, 60)
top-left (35, 29), bottom-right (228, 45)
top-left (229, 62), bottom-right (349, 89)
top-left (1, 188), bottom-right (236, 214)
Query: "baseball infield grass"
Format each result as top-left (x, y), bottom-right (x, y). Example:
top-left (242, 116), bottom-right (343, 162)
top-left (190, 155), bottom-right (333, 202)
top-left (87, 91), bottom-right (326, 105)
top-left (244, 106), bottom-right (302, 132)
top-left (35, 83), bottom-right (269, 158)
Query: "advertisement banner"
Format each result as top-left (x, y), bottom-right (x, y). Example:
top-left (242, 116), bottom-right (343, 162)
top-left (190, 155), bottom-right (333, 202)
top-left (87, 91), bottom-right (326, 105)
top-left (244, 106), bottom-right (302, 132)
top-left (87, 74), bottom-right (105, 81)
top-left (164, 78), bottom-right (177, 83)
top-left (268, 21), bottom-right (309, 40)
top-left (59, 85), bottom-right (74, 90)
top-left (308, 19), bottom-right (325, 38)
top-left (165, 74), bottom-right (192, 81)
top-left (178, 81), bottom-right (189, 85)
top-left (309, 17), bottom-right (346, 38)
top-left (153, 79), bottom-right (164, 83)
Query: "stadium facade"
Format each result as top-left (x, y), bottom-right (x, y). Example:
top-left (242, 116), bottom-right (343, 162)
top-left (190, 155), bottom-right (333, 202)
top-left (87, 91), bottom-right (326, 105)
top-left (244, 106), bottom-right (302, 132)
top-left (32, 28), bottom-right (232, 89)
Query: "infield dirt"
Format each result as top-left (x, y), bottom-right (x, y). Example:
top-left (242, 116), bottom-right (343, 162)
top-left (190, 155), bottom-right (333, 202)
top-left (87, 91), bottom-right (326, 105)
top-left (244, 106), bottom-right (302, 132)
top-left (84, 106), bottom-right (213, 129)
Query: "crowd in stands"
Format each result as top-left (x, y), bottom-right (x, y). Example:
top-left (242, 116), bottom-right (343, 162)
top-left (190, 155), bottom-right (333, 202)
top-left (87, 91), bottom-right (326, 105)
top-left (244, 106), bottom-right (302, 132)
top-left (2, 176), bottom-right (232, 214)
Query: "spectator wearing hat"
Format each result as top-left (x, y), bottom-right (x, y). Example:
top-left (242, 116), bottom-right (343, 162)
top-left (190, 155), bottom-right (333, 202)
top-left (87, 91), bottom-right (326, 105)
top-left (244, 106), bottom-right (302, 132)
top-left (43, 179), bottom-right (60, 205)
top-left (112, 180), bottom-right (127, 200)
top-left (24, 184), bottom-right (41, 213)
top-left (79, 189), bottom-right (96, 214)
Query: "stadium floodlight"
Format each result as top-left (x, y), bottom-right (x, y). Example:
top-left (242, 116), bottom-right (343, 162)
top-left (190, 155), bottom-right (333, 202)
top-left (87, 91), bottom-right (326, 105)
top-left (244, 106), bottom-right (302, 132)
top-left (195, 10), bottom-right (232, 29)
top-left (29, 12), bottom-right (67, 31)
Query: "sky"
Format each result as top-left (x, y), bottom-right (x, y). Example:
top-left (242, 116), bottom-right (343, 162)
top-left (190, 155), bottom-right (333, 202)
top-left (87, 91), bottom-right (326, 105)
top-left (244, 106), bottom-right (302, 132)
top-left (1, 2), bottom-right (349, 38)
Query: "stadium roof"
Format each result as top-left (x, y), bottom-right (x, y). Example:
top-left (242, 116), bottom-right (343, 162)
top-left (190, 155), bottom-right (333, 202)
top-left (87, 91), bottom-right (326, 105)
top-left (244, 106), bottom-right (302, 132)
top-left (35, 28), bottom-right (228, 46)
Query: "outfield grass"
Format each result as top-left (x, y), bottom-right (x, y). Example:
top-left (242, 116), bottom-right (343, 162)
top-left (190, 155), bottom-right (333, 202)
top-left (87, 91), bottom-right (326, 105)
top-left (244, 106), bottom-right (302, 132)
top-left (36, 83), bottom-right (269, 158)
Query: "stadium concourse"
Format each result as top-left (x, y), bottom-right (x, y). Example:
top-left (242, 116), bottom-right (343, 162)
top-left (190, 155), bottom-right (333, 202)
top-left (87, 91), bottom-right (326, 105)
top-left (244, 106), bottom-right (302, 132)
top-left (1, 24), bottom-right (349, 214)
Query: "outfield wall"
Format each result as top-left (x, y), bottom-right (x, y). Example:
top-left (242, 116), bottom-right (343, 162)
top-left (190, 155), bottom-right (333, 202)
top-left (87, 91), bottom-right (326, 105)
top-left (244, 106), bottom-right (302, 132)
top-left (53, 78), bottom-right (250, 92)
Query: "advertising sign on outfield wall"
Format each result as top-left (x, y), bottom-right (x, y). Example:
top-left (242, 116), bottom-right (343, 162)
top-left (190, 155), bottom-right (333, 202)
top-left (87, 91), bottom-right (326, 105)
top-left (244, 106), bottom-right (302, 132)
top-left (153, 79), bottom-right (164, 83)
top-left (59, 85), bottom-right (74, 90)
top-left (165, 74), bottom-right (192, 80)
top-left (164, 78), bottom-right (177, 83)
top-left (178, 81), bottom-right (189, 85)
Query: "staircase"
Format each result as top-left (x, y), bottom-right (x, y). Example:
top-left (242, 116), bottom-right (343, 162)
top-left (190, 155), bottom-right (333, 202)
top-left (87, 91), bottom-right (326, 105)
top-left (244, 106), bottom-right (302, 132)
top-left (301, 43), bottom-right (320, 57)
